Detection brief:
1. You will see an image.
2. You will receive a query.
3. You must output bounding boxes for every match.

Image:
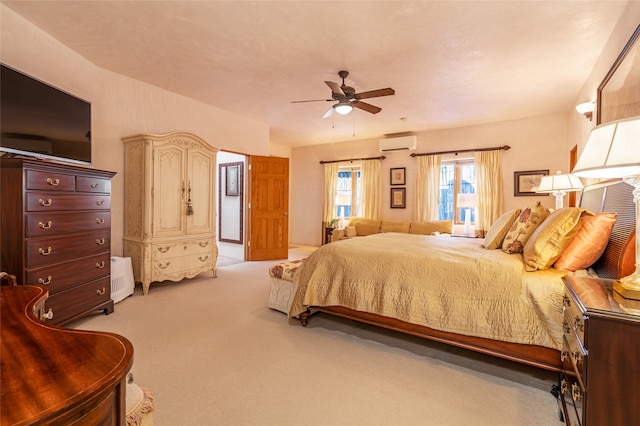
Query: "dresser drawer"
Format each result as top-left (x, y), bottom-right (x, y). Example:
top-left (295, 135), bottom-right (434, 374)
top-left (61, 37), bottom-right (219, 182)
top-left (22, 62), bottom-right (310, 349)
top-left (151, 238), bottom-right (214, 261)
top-left (25, 253), bottom-right (111, 294)
top-left (560, 372), bottom-right (583, 426)
top-left (76, 176), bottom-right (112, 194)
top-left (45, 277), bottom-right (111, 324)
top-left (563, 294), bottom-right (585, 346)
top-left (26, 192), bottom-right (111, 212)
top-left (151, 252), bottom-right (213, 279)
top-left (26, 170), bottom-right (75, 191)
top-left (26, 231), bottom-right (111, 268)
top-left (26, 212), bottom-right (111, 237)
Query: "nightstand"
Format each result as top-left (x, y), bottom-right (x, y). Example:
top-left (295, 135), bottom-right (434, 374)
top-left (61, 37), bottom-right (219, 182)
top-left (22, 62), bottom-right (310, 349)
top-left (560, 275), bottom-right (640, 425)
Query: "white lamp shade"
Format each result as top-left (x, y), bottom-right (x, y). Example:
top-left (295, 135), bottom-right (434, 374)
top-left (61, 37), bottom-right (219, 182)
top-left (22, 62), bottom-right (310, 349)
top-left (575, 102), bottom-right (595, 114)
top-left (457, 193), bottom-right (477, 208)
top-left (334, 102), bottom-right (353, 115)
top-left (536, 172), bottom-right (583, 193)
top-left (573, 117), bottom-right (640, 178)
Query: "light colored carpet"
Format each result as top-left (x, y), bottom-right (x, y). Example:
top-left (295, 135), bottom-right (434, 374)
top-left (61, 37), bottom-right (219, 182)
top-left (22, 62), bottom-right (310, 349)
top-left (71, 246), bottom-right (563, 425)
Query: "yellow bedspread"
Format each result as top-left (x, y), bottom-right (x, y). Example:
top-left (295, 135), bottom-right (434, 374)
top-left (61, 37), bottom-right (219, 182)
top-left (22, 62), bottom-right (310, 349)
top-left (290, 233), bottom-right (568, 350)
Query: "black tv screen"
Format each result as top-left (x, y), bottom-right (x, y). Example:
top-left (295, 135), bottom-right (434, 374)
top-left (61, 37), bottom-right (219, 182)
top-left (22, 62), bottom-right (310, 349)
top-left (1, 64), bottom-right (91, 165)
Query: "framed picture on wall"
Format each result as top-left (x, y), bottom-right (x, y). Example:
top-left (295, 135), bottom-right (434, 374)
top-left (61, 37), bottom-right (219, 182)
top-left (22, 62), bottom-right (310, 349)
top-left (390, 188), bottom-right (406, 208)
top-left (597, 24), bottom-right (640, 124)
top-left (514, 170), bottom-right (548, 196)
top-left (390, 167), bottom-right (406, 185)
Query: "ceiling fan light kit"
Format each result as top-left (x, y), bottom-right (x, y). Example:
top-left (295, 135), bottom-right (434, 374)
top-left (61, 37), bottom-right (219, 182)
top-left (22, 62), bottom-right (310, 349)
top-left (292, 70), bottom-right (395, 118)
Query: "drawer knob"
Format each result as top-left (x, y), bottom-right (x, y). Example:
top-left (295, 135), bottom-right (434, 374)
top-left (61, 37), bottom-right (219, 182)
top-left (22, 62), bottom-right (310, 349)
top-left (96, 287), bottom-right (107, 295)
top-left (38, 221), bottom-right (52, 229)
top-left (573, 315), bottom-right (584, 332)
top-left (157, 246), bottom-right (170, 253)
top-left (571, 382), bottom-right (583, 402)
top-left (41, 308), bottom-right (54, 321)
top-left (96, 238), bottom-right (105, 245)
top-left (96, 261), bottom-right (105, 269)
top-left (561, 350), bottom-right (569, 362)
top-left (38, 247), bottom-right (52, 256)
top-left (38, 198), bottom-right (52, 207)
top-left (562, 296), bottom-right (571, 307)
top-left (90, 182), bottom-right (100, 189)
top-left (563, 321), bottom-right (571, 334)
top-left (46, 177), bottom-right (59, 186)
top-left (96, 218), bottom-right (105, 224)
top-left (95, 199), bottom-right (105, 206)
top-left (560, 379), bottom-right (568, 394)
top-left (199, 255), bottom-right (209, 262)
top-left (199, 241), bottom-right (209, 248)
top-left (38, 276), bottom-right (52, 285)
top-left (158, 262), bottom-right (170, 270)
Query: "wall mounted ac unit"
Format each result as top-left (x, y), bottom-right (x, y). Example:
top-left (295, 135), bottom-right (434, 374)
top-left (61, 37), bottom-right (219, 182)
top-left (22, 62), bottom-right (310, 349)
top-left (379, 135), bottom-right (417, 152)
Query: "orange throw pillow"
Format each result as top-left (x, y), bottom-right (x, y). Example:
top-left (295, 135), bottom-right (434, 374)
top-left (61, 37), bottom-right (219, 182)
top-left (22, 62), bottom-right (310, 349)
top-left (554, 213), bottom-right (617, 272)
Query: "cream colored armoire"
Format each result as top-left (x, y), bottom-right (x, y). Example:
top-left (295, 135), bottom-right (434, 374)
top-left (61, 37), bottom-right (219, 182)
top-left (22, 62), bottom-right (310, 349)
top-left (122, 132), bottom-right (219, 294)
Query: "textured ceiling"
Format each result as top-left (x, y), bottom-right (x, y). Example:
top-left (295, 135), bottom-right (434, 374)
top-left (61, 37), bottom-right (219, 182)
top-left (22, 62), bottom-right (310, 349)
top-left (3, 1), bottom-right (628, 147)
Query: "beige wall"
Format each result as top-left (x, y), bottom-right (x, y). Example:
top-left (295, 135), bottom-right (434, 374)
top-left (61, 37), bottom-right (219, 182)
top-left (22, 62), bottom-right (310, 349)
top-left (290, 113), bottom-right (569, 246)
top-left (1, 5), bottom-right (271, 256)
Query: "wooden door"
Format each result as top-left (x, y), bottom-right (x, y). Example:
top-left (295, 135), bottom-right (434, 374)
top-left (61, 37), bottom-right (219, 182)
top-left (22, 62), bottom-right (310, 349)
top-left (186, 146), bottom-right (216, 235)
top-left (248, 156), bottom-right (289, 260)
top-left (152, 143), bottom-right (186, 237)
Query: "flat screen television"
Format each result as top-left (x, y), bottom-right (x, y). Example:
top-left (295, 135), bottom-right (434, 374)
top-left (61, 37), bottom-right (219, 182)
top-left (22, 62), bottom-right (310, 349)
top-left (1, 64), bottom-right (92, 165)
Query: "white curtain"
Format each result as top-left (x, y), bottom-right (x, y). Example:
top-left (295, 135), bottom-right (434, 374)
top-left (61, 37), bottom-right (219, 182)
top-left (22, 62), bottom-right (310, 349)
top-left (322, 162), bottom-right (339, 224)
top-left (474, 150), bottom-right (503, 236)
top-left (360, 159), bottom-right (382, 219)
top-left (415, 155), bottom-right (441, 221)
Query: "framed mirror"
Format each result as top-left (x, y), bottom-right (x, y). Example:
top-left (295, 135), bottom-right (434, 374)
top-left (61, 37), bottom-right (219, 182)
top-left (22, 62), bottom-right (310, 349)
top-left (597, 24), bottom-right (640, 124)
top-left (218, 162), bottom-right (244, 244)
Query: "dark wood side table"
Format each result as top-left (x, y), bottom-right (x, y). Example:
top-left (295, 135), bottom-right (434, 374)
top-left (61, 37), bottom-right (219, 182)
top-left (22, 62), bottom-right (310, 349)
top-left (1, 285), bottom-right (134, 425)
top-left (324, 227), bottom-right (334, 245)
top-left (560, 275), bottom-right (640, 425)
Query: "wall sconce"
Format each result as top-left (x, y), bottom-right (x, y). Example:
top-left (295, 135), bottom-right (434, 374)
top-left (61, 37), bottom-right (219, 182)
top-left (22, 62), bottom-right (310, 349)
top-left (575, 102), bottom-right (595, 121)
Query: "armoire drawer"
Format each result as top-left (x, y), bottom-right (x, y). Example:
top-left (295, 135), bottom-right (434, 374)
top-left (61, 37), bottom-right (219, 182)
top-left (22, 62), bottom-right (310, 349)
top-left (26, 170), bottom-right (75, 191)
top-left (76, 176), bottom-right (112, 194)
top-left (45, 277), bottom-right (111, 324)
top-left (151, 253), bottom-right (213, 279)
top-left (25, 253), bottom-right (111, 294)
top-left (151, 238), bottom-right (214, 261)
top-left (26, 230), bottom-right (111, 268)
top-left (26, 212), bottom-right (111, 237)
top-left (26, 192), bottom-right (111, 212)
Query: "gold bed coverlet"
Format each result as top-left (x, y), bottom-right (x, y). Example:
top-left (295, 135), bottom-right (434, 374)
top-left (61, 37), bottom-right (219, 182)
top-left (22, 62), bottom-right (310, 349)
top-left (290, 233), bottom-right (567, 350)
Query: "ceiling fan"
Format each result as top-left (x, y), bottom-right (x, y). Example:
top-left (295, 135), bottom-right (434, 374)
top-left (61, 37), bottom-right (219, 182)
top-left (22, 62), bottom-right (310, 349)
top-left (291, 70), bottom-right (395, 118)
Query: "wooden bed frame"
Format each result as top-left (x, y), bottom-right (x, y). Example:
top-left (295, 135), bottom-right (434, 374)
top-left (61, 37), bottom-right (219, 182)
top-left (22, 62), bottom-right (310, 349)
top-left (299, 179), bottom-right (636, 372)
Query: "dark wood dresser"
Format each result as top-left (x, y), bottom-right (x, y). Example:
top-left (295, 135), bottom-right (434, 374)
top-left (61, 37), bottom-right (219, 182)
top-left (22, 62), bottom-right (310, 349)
top-left (0, 158), bottom-right (116, 325)
top-left (1, 285), bottom-right (133, 425)
top-left (561, 275), bottom-right (640, 425)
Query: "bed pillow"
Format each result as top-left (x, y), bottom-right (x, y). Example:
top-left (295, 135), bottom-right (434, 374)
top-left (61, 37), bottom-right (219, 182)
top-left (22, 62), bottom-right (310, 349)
top-left (502, 202), bottom-right (550, 254)
top-left (554, 212), bottom-right (617, 272)
top-left (483, 209), bottom-right (522, 249)
top-left (348, 217), bottom-right (382, 236)
top-left (344, 225), bottom-right (357, 238)
top-left (522, 208), bottom-right (587, 271)
top-left (380, 220), bottom-right (411, 233)
top-left (409, 220), bottom-right (453, 235)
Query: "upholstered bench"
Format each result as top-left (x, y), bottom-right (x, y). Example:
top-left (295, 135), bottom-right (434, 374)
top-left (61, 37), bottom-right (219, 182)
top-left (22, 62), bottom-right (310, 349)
top-left (268, 259), bottom-right (305, 314)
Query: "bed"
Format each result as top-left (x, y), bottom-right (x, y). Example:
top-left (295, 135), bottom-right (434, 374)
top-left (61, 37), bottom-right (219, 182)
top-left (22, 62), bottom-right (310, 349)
top-left (289, 179), bottom-right (636, 372)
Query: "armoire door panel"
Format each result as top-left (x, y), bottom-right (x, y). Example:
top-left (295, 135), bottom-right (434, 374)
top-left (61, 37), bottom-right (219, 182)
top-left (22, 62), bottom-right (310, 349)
top-left (153, 145), bottom-right (185, 237)
top-left (186, 147), bottom-right (215, 234)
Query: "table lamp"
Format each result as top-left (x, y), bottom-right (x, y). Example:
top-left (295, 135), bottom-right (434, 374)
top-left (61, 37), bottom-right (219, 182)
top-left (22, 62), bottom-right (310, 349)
top-left (536, 171), bottom-right (584, 210)
top-left (572, 116), bottom-right (640, 300)
top-left (457, 193), bottom-right (477, 237)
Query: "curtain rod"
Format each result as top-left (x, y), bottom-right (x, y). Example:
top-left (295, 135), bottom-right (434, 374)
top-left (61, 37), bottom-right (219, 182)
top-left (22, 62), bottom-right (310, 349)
top-left (319, 155), bottom-right (386, 164)
top-left (410, 145), bottom-right (511, 157)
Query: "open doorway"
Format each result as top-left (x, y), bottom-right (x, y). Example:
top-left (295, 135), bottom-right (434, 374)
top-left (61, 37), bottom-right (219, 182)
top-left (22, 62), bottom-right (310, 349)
top-left (217, 151), bottom-right (246, 266)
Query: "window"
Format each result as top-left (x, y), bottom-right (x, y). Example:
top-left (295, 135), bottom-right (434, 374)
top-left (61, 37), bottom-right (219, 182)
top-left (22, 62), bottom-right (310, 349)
top-left (439, 160), bottom-right (475, 224)
top-left (336, 167), bottom-right (360, 218)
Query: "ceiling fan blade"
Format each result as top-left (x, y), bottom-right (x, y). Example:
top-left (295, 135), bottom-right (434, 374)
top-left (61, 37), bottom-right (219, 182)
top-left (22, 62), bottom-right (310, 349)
top-left (354, 101), bottom-right (382, 114)
top-left (355, 88), bottom-right (395, 100)
top-left (322, 106), bottom-right (334, 118)
top-left (325, 81), bottom-right (345, 96)
top-left (291, 99), bottom-right (333, 103)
